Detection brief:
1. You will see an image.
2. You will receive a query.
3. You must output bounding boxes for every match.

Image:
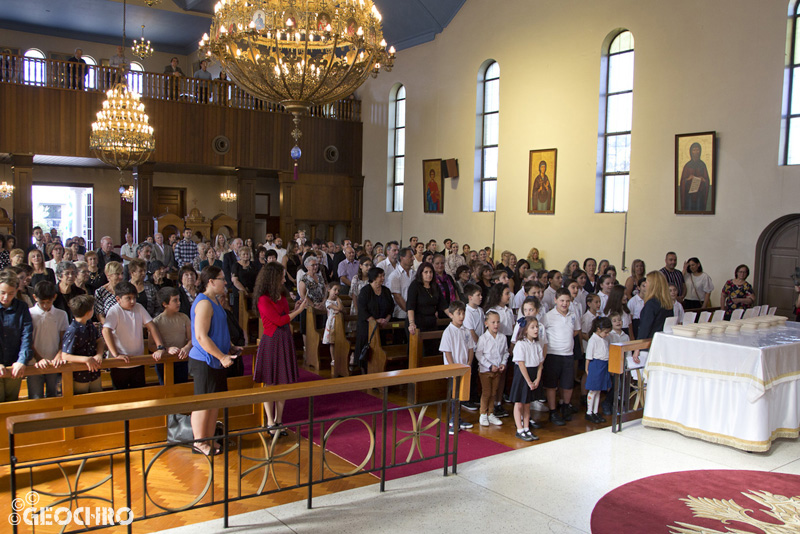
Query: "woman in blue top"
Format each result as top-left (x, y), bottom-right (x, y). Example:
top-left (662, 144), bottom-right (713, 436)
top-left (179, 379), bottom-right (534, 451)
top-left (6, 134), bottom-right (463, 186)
top-left (189, 265), bottom-right (237, 456)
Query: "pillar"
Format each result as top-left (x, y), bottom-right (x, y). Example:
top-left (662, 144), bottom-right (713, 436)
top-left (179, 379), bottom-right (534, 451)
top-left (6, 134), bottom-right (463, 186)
top-left (11, 154), bottom-right (33, 249)
top-left (236, 167), bottom-right (257, 240)
top-left (133, 162), bottom-right (156, 243)
top-left (349, 174), bottom-right (364, 243)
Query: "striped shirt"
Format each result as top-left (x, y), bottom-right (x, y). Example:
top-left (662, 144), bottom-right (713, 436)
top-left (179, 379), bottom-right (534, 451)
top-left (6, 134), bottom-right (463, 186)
top-left (660, 267), bottom-right (685, 296)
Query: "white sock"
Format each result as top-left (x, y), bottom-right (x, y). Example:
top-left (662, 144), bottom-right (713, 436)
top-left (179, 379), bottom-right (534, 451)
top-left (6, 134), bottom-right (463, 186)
top-left (592, 392), bottom-right (601, 414)
top-left (587, 391), bottom-right (597, 414)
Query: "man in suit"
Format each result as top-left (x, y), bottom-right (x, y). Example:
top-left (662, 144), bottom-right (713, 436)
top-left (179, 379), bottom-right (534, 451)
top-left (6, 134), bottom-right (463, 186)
top-left (330, 237), bottom-right (351, 284)
top-left (151, 232), bottom-right (175, 271)
top-left (222, 237), bottom-right (243, 289)
top-left (96, 235), bottom-right (122, 274)
top-left (27, 226), bottom-right (49, 261)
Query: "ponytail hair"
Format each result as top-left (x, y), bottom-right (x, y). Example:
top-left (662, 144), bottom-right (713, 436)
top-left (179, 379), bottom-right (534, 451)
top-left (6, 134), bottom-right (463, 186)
top-left (591, 316), bottom-right (612, 334)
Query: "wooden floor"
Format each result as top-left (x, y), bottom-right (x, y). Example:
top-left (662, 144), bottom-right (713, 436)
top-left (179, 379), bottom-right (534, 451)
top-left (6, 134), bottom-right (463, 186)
top-left (0, 359), bottom-right (635, 533)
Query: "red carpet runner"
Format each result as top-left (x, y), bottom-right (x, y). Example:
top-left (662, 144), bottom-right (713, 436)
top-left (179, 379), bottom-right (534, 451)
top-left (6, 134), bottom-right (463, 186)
top-left (590, 469), bottom-right (800, 533)
top-left (281, 369), bottom-right (512, 481)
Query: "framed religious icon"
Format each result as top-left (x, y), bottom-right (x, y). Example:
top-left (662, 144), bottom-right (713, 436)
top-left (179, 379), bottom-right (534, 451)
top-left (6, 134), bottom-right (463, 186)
top-left (675, 131), bottom-right (716, 214)
top-left (422, 159), bottom-right (444, 213)
top-left (528, 149), bottom-right (557, 214)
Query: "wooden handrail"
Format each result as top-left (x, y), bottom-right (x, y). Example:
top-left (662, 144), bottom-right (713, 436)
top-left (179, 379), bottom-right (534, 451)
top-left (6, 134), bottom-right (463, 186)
top-left (609, 339), bottom-right (652, 374)
top-left (20, 352), bottom-right (197, 376)
top-left (7, 364), bottom-right (469, 435)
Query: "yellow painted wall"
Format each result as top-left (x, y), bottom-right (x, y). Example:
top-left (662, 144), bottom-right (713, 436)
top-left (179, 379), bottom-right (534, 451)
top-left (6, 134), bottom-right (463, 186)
top-left (358, 0), bottom-right (799, 300)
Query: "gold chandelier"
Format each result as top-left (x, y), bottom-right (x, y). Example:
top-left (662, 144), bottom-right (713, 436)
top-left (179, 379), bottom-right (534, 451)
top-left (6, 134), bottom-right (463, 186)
top-left (0, 182), bottom-right (13, 200)
top-left (199, 0), bottom-right (395, 177)
top-left (120, 184), bottom-right (135, 203)
top-left (220, 189), bottom-right (237, 203)
top-left (89, 0), bottom-right (155, 172)
top-left (132, 25), bottom-right (154, 59)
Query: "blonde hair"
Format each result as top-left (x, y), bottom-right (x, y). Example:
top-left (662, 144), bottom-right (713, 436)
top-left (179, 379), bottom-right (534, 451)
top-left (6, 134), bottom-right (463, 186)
top-left (104, 260), bottom-right (123, 275)
top-left (10, 248), bottom-right (24, 261)
top-left (643, 271), bottom-right (672, 309)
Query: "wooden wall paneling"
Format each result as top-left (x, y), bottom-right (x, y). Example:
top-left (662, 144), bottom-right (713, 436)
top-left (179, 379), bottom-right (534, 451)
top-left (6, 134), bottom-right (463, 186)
top-left (279, 171), bottom-right (295, 241)
top-left (153, 186), bottom-right (185, 217)
top-left (133, 162), bottom-right (156, 243)
top-left (11, 154), bottom-right (33, 248)
top-left (236, 167), bottom-right (257, 241)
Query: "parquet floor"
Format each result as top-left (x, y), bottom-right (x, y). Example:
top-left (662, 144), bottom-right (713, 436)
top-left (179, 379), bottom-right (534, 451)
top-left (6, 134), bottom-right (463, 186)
top-left (0, 360), bottom-right (636, 533)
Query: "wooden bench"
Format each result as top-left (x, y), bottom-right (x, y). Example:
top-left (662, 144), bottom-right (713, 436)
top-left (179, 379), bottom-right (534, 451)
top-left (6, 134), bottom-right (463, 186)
top-left (407, 318), bottom-right (451, 403)
top-left (609, 338), bottom-right (652, 432)
top-left (331, 313), bottom-right (358, 378)
top-left (365, 317), bottom-right (408, 374)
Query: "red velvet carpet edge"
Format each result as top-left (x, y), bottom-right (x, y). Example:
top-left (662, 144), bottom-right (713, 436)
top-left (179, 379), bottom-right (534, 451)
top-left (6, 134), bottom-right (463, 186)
top-left (590, 469), bottom-right (800, 534)
top-left (275, 369), bottom-right (512, 481)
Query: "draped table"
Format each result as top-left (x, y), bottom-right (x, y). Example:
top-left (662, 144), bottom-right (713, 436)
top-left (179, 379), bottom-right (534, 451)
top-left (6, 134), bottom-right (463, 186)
top-left (642, 322), bottom-right (800, 452)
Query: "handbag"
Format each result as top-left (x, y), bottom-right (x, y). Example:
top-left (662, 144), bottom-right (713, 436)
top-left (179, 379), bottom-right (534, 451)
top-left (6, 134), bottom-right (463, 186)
top-left (358, 323), bottom-right (379, 365)
top-left (167, 413), bottom-right (194, 444)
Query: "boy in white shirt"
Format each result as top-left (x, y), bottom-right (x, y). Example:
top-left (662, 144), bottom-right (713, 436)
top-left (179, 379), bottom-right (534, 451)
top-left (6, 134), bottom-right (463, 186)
top-left (543, 288), bottom-right (580, 426)
top-left (542, 270), bottom-right (562, 311)
top-left (103, 281), bottom-right (168, 389)
top-left (439, 300), bottom-right (476, 433)
top-left (27, 281), bottom-right (69, 399)
top-left (669, 283), bottom-right (684, 325)
top-left (512, 272), bottom-right (538, 310)
top-left (476, 311), bottom-right (507, 427)
top-left (628, 278), bottom-right (646, 338)
top-left (461, 284), bottom-right (484, 411)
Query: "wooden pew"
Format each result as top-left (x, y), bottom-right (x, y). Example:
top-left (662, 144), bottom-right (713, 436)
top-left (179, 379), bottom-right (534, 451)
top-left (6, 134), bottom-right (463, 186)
top-left (366, 317), bottom-right (408, 374)
top-left (304, 306), bottom-right (327, 372)
top-left (407, 318), bottom-right (451, 403)
top-left (608, 338), bottom-right (652, 433)
top-left (331, 313), bottom-right (358, 377)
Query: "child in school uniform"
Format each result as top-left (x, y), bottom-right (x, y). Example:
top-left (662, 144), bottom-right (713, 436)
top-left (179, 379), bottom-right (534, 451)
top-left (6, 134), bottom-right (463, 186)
top-left (512, 296), bottom-right (549, 417)
top-left (608, 312), bottom-right (630, 344)
top-left (628, 278), bottom-right (646, 339)
top-left (581, 294), bottom-right (601, 353)
top-left (102, 281), bottom-right (168, 390)
top-left (322, 282), bottom-right (344, 369)
top-left (461, 283), bottom-right (484, 411)
top-left (585, 316), bottom-right (613, 423)
top-left (485, 283), bottom-right (515, 418)
top-left (61, 295), bottom-right (106, 394)
top-left (572, 270), bottom-right (589, 313)
top-left (542, 270), bottom-right (562, 311)
top-left (509, 317), bottom-right (545, 441)
top-left (150, 287), bottom-right (192, 385)
top-left (475, 310), bottom-right (508, 426)
top-left (513, 275), bottom-right (537, 311)
top-left (439, 300), bottom-right (476, 434)
top-left (597, 275), bottom-right (614, 315)
top-left (0, 269), bottom-right (33, 403)
top-left (27, 281), bottom-right (69, 399)
top-left (669, 283), bottom-right (684, 324)
top-left (543, 288), bottom-right (580, 425)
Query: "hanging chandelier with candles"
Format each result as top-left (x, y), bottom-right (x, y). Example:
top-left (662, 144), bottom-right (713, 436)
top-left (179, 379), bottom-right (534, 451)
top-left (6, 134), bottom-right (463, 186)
top-left (132, 25), bottom-right (154, 59)
top-left (89, 0), bottom-right (155, 173)
top-left (199, 0), bottom-right (395, 178)
top-left (220, 189), bottom-right (237, 203)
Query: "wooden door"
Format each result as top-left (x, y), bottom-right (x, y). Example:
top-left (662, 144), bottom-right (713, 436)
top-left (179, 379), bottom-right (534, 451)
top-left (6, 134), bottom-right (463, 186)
top-left (762, 218), bottom-right (800, 317)
top-left (154, 187), bottom-right (185, 218)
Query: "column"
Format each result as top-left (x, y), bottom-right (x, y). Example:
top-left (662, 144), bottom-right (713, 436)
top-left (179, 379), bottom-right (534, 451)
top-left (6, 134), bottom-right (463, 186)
top-left (11, 154), bottom-right (33, 249)
top-left (133, 162), bottom-right (156, 243)
top-left (349, 174), bottom-right (364, 243)
top-left (236, 167), bottom-right (257, 240)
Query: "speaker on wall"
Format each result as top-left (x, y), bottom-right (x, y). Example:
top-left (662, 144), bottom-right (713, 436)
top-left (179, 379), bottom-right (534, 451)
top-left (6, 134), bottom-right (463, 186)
top-left (212, 135), bottom-right (231, 155)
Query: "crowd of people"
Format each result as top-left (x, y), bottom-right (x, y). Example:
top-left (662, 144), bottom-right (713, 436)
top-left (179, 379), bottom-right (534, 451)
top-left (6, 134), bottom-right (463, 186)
top-left (0, 225), bottom-right (760, 448)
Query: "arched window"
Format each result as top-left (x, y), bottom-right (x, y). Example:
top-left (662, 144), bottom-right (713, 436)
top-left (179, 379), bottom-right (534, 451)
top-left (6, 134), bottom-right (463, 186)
top-left (477, 61), bottom-right (499, 212)
top-left (23, 48), bottom-right (46, 86)
top-left (598, 30), bottom-right (634, 212)
top-left (784, 2), bottom-right (800, 163)
top-left (388, 84), bottom-right (405, 212)
top-left (128, 61), bottom-right (144, 94)
top-left (83, 55), bottom-right (97, 90)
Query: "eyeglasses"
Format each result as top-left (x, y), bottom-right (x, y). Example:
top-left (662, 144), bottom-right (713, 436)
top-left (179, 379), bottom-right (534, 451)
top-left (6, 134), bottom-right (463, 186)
top-left (214, 277), bottom-right (226, 282)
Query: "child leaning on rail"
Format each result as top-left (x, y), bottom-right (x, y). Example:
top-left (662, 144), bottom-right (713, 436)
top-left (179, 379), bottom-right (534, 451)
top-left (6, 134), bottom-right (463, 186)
top-left (27, 281), bottom-right (69, 399)
top-left (60, 294), bottom-right (106, 394)
top-left (0, 268), bottom-right (33, 402)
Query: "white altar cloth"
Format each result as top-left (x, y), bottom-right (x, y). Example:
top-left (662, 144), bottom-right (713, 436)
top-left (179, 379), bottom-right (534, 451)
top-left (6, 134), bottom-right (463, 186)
top-left (642, 322), bottom-right (800, 451)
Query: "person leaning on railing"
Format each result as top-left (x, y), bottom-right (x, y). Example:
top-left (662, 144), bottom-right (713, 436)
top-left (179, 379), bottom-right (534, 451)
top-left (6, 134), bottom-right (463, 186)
top-left (188, 265), bottom-right (239, 456)
top-left (0, 268), bottom-right (33, 402)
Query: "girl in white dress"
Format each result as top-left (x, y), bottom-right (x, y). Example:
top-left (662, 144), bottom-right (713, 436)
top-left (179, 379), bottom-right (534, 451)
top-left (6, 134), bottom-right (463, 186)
top-left (322, 283), bottom-right (343, 367)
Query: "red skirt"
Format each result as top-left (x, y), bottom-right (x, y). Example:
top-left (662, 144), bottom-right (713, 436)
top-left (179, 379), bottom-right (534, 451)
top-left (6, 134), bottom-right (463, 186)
top-left (253, 324), bottom-right (298, 385)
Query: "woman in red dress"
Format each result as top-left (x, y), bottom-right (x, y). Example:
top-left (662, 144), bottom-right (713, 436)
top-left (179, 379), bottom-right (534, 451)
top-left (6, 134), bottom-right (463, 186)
top-left (252, 263), bottom-right (307, 433)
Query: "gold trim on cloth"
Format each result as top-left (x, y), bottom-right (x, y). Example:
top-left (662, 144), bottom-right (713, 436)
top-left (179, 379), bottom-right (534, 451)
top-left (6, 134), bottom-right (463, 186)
top-left (642, 416), bottom-right (800, 452)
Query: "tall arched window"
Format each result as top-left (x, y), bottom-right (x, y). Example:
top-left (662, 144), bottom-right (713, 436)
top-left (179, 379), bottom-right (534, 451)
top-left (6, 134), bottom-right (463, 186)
top-left (83, 55), bottom-right (97, 90)
top-left (388, 84), bottom-right (405, 212)
top-left (128, 61), bottom-right (144, 94)
top-left (598, 30), bottom-right (634, 213)
top-left (784, 2), bottom-right (800, 164)
top-left (477, 61), bottom-right (499, 212)
top-left (23, 48), bottom-right (46, 86)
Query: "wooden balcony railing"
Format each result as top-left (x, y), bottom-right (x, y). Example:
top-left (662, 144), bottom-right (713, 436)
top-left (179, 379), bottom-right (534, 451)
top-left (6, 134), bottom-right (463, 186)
top-left (0, 53), bottom-right (361, 121)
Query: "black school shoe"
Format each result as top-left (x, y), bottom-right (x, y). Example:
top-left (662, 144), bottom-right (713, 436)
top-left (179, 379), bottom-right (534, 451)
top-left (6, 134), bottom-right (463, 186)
top-left (529, 419), bottom-right (542, 430)
top-left (549, 409), bottom-right (566, 426)
top-left (494, 405), bottom-right (510, 418)
top-left (560, 404), bottom-right (573, 421)
top-left (461, 401), bottom-right (479, 411)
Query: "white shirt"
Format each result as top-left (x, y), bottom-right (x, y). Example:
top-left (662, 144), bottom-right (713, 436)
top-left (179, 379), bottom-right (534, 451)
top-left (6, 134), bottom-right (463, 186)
top-left (685, 272), bottom-right (715, 302)
top-left (569, 300), bottom-right (584, 323)
top-left (45, 259), bottom-right (60, 272)
top-left (464, 305), bottom-right (485, 339)
top-left (598, 292), bottom-right (609, 316)
top-left (628, 295), bottom-right (644, 319)
top-left (387, 266), bottom-right (416, 319)
top-left (673, 301), bottom-right (685, 324)
top-left (512, 288), bottom-right (527, 310)
top-left (475, 330), bottom-right (508, 372)
top-left (581, 310), bottom-right (598, 352)
top-left (104, 302), bottom-right (152, 356)
top-left (275, 247), bottom-right (287, 263)
top-left (585, 333), bottom-right (609, 361)
top-left (512, 338), bottom-right (545, 367)
top-left (542, 286), bottom-right (557, 311)
top-left (120, 243), bottom-right (137, 265)
top-left (545, 308), bottom-right (578, 356)
top-left (376, 258), bottom-right (398, 280)
top-left (489, 305), bottom-right (515, 336)
top-left (29, 304), bottom-right (68, 359)
top-left (609, 330), bottom-right (630, 344)
top-left (511, 319), bottom-right (548, 346)
top-left (439, 323), bottom-right (475, 365)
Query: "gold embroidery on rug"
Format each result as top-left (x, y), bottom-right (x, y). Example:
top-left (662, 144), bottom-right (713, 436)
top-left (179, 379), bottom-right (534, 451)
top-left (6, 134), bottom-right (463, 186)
top-left (669, 490), bottom-right (800, 534)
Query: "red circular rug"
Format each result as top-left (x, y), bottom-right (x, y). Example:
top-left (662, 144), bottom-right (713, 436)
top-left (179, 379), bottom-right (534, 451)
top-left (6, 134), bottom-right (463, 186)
top-left (590, 470), bottom-right (800, 534)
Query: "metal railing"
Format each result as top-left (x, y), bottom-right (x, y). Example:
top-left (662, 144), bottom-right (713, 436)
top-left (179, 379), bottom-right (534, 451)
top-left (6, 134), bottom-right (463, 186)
top-left (7, 364), bottom-right (468, 533)
top-left (0, 54), bottom-right (361, 121)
